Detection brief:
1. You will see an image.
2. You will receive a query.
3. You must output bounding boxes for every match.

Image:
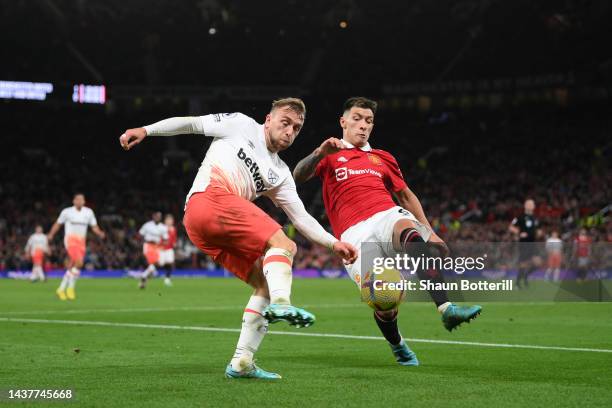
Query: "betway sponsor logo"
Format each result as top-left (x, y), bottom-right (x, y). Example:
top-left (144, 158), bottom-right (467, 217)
top-left (237, 147), bottom-right (266, 193)
top-left (335, 167), bottom-right (382, 181)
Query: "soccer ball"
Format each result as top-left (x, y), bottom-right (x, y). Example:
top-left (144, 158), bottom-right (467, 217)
top-left (360, 268), bottom-right (407, 311)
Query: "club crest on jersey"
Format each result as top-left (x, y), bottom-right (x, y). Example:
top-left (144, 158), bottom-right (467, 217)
top-left (237, 147), bottom-right (267, 193)
top-left (268, 169), bottom-right (279, 184)
top-left (335, 167), bottom-right (348, 181)
top-left (367, 153), bottom-right (382, 165)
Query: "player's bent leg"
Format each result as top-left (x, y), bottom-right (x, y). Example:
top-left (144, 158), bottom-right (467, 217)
top-left (226, 265), bottom-right (280, 380)
top-left (393, 219), bottom-right (482, 332)
top-left (66, 263), bottom-right (81, 300)
top-left (393, 218), bottom-right (450, 308)
top-left (261, 231), bottom-right (315, 328)
top-left (56, 260), bottom-right (73, 300)
top-left (374, 308), bottom-right (419, 366)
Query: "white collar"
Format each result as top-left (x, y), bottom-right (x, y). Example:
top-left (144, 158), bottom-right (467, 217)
top-left (341, 139), bottom-right (372, 151)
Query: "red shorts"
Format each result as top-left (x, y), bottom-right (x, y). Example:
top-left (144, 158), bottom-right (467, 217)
top-left (548, 252), bottom-right (562, 269)
top-left (143, 243), bottom-right (162, 265)
top-left (183, 188), bottom-right (281, 282)
top-left (65, 235), bottom-right (86, 262)
top-left (32, 249), bottom-right (44, 266)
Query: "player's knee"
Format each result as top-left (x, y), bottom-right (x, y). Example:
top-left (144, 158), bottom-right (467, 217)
top-left (375, 308), bottom-right (398, 321)
top-left (267, 231), bottom-right (297, 256)
top-left (393, 219), bottom-right (418, 241)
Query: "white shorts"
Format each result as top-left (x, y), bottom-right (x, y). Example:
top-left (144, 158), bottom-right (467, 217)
top-left (159, 249), bottom-right (175, 266)
top-left (340, 206), bottom-right (432, 287)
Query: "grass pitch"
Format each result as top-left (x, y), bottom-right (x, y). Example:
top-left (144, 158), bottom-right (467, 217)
top-left (1, 278), bottom-right (611, 408)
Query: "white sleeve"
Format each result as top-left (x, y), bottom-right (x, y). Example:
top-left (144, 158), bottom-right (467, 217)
top-left (25, 236), bottom-right (33, 252)
top-left (57, 209), bottom-right (68, 225)
top-left (139, 224), bottom-right (147, 236)
top-left (268, 177), bottom-right (338, 249)
top-left (143, 117), bottom-right (205, 136)
top-left (199, 113), bottom-right (253, 138)
top-left (143, 113), bottom-right (252, 139)
top-left (89, 210), bottom-right (98, 227)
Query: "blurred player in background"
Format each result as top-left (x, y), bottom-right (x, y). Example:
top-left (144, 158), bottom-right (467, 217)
top-left (573, 228), bottom-right (592, 282)
top-left (47, 193), bottom-right (105, 300)
top-left (138, 212), bottom-right (168, 289)
top-left (160, 214), bottom-right (177, 287)
top-left (545, 230), bottom-right (563, 281)
top-left (293, 97), bottom-right (481, 367)
top-left (509, 199), bottom-right (542, 288)
top-left (119, 98), bottom-right (356, 379)
top-left (25, 225), bottom-right (49, 282)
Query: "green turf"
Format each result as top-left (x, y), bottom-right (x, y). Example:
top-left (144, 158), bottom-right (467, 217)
top-left (1, 278), bottom-right (611, 408)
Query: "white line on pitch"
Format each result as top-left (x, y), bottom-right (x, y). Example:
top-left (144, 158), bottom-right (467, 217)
top-left (1, 317), bottom-right (611, 354)
top-left (0, 304), bottom-right (360, 316)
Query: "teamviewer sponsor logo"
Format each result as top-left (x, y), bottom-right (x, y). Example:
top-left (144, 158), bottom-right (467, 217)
top-left (237, 147), bottom-right (267, 193)
top-left (335, 167), bottom-right (382, 181)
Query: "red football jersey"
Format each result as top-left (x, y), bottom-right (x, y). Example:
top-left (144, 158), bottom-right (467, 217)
top-left (164, 226), bottom-right (177, 250)
top-left (315, 146), bottom-right (407, 238)
top-left (574, 235), bottom-right (592, 258)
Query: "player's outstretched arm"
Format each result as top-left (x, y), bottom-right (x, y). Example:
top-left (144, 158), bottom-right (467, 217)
top-left (293, 137), bottom-right (344, 184)
top-left (269, 178), bottom-right (357, 263)
top-left (394, 187), bottom-right (431, 230)
top-left (47, 222), bottom-right (61, 241)
top-left (395, 187), bottom-right (448, 254)
top-left (120, 117), bottom-right (205, 151)
top-left (92, 225), bottom-right (105, 240)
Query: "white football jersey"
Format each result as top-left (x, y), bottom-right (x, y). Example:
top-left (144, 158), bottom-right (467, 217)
top-left (56, 206), bottom-right (97, 238)
top-left (25, 233), bottom-right (49, 254)
top-left (546, 237), bottom-right (563, 253)
top-left (139, 221), bottom-right (169, 243)
top-left (187, 113), bottom-right (296, 205)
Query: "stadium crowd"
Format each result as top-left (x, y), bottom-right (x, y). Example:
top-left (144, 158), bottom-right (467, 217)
top-left (1, 102), bottom-right (609, 273)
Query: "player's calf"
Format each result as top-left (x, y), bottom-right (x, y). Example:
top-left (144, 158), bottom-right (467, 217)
top-left (373, 309), bottom-right (419, 366)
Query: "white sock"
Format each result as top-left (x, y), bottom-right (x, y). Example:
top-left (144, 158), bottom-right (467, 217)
top-left (230, 295), bottom-right (270, 372)
top-left (437, 302), bottom-right (452, 314)
top-left (144, 264), bottom-right (156, 279)
top-left (553, 268), bottom-right (560, 282)
top-left (58, 271), bottom-right (70, 291)
top-left (263, 248), bottom-right (293, 305)
top-left (68, 267), bottom-right (79, 289)
top-left (29, 268), bottom-right (37, 281)
top-left (34, 266), bottom-right (44, 281)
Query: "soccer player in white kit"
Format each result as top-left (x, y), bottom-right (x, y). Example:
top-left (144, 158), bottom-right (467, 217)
top-left (119, 98), bottom-right (357, 379)
top-left (25, 225), bottom-right (49, 282)
top-left (138, 211), bottom-right (169, 289)
top-left (47, 193), bottom-right (105, 300)
top-left (545, 231), bottom-right (563, 281)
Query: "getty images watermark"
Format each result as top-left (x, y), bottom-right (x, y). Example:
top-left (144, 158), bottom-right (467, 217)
top-left (359, 241), bottom-right (612, 302)
top-left (371, 252), bottom-right (514, 292)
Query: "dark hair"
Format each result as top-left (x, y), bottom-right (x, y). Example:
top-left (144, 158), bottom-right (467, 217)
top-left (343, 97), bottom-right (377, 114)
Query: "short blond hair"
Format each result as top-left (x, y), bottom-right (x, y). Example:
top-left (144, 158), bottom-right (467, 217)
top-left (271, 97), bottom-right (306, 120)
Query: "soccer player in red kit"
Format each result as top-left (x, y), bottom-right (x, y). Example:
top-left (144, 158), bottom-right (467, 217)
top-left (294, 97), bottom-right (481, 366)
top-left (573, 228), bottom-right (592, 281)
top-left (160, 214), bottom-right (177, 287)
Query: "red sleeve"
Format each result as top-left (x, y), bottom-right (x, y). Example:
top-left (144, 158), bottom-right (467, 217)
top-left (376, 150), bottom-right (407, 192)
top-left (314, 155), bottom-right (328, 178)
